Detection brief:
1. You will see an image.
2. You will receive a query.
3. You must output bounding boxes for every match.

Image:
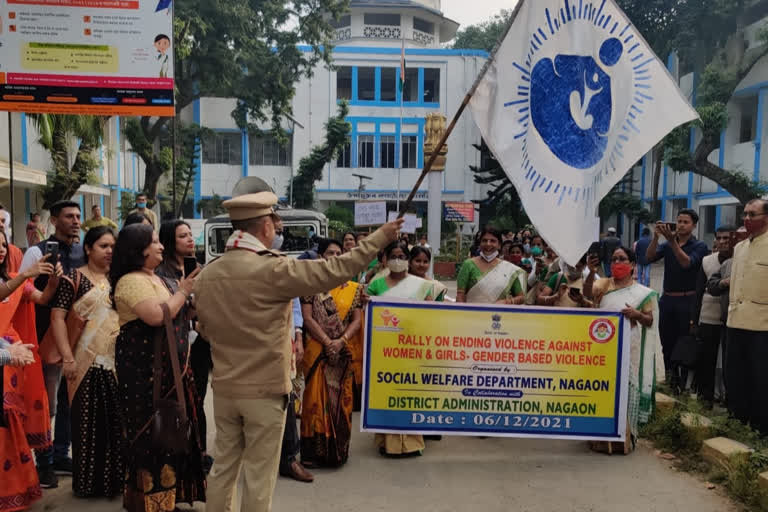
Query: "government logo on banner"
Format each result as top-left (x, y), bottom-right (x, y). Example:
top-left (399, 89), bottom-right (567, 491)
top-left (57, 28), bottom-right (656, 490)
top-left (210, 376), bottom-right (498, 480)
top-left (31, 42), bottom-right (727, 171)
top-left (469, 0), bottom-right (698, 264)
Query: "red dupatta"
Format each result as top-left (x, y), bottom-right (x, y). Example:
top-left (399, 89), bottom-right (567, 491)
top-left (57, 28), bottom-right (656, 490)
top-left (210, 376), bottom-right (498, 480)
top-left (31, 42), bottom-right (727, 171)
top-left (1, 274), bottom-right (51, 450)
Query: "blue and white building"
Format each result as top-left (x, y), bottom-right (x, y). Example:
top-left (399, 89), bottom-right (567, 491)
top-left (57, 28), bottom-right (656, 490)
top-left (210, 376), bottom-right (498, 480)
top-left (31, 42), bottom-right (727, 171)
top-left (620, 14), bottom-right (768, 247)
top-left (0, 114), bottom-right (146, 246)
top-left (179, 0), bottom-right (490, 219)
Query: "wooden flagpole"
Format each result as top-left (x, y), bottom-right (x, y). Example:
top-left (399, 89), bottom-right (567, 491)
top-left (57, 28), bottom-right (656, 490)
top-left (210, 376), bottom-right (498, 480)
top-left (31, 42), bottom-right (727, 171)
top-left (398, 0), bottom-right (525, 218)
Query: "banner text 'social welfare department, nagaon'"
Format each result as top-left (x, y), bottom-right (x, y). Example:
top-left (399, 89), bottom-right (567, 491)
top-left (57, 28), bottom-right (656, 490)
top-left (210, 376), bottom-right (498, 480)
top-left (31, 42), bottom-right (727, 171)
top-left (362, 300), bottom-right (630, 441)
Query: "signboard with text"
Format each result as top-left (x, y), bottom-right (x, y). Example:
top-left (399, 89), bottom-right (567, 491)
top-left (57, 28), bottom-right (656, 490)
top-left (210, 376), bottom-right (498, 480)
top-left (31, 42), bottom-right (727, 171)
top-left (0, 0), bottom-right (175, 116)
top-left (387, 212), bottom-right (419, 234)
top-left (354, 201), bottom-right (387, 227)
top-left (444, 202), bottom-right (475, 223)
top-left (362, 300), bottom-right (629, 440)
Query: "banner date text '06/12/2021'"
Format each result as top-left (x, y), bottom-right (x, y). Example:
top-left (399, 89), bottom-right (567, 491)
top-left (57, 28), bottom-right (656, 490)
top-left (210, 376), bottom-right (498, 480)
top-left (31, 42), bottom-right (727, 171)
top-left (362, 301), bottom-right (629, 440)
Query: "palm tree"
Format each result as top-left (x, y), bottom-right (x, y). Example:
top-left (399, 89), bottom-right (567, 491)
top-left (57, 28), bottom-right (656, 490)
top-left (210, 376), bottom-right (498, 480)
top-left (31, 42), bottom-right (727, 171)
top-left (28, 114), bottom-right (106, 209)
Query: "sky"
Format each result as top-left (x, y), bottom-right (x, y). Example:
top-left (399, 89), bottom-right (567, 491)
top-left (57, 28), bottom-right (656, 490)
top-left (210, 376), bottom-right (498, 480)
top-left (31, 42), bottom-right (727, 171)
top-left (441, 0), bottom-right (519, 29)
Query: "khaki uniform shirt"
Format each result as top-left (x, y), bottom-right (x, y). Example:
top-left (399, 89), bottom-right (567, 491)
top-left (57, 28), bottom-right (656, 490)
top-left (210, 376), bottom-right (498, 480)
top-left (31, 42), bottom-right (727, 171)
top-left (727, 231), bottom-right (768, 332)
top-left (195, 229), bottom-right (388, 398)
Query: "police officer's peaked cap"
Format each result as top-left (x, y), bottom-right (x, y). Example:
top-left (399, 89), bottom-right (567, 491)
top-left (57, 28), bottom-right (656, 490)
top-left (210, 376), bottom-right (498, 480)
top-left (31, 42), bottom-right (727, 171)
top-left (223, 192), bottom-right (279, 221)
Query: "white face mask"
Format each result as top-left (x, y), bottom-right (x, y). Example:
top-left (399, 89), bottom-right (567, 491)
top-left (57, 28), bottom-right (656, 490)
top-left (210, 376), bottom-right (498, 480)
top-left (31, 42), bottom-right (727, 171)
top-left (271, 234), bottom-right (284, 250)
top-left (481, 251), bottom-right (499, 263)
top-left (387, 259), bottom-right (409, 274)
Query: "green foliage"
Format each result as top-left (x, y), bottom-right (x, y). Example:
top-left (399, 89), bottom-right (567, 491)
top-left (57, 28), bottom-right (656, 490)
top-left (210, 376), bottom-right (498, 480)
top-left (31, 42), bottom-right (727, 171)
top-left (720, 453), bottom-right (768, 511)
top-left (161, 122), bottom-right (212, 218)
top-left (119, 191), bottom-right (136, 222)
top-left (325, 202), bottom-right (354, 228)
top-left (599, 190), bottom-right (655, 224)
top-left (641, 389), bottom-right (768, 511)
top-left (29, 114), bottom-right (105, 209)
top-left (197, 194), bottom-right (226, 218)
top-left (289, 102), bottom-right (351, 209)
top-left (123, 118), bottom-right (172, 203)
top-left (328, 220), bottom-right (351, 238)
top-left (469, 141), bottom-right (528, 228)
top-left (615, 0), bottom-right (768, 204)
top-left (641, 409), bottom-right (705, 456)
top-left (133, 0), bottom-right (349, 201)
top-left (452, 9), bottom-right (513, 51)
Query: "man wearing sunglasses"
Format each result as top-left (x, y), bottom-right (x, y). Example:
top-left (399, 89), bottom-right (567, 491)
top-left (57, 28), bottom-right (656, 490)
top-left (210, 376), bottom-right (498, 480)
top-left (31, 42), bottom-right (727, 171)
top-left (725, 199), bottom-right (768, 434)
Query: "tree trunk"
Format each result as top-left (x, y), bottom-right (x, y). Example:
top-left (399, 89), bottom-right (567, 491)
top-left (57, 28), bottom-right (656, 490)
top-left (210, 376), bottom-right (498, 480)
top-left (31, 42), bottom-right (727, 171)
top-left (691, 139), bottom-right (759, 206)
top-left (143, 158), bottom-right (165, 203)
top-left (651, 144), bottom-right (663, 219)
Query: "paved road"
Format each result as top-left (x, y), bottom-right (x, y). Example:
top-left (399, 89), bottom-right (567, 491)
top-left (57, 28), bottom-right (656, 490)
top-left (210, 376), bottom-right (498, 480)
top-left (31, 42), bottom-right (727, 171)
top-left (37, 263), bottom-right (701, 512)
top-left (35, 411), bottom-right (736, 512)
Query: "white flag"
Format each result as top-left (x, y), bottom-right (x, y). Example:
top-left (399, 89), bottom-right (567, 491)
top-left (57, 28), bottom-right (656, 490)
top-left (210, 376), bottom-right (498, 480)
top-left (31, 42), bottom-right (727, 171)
top-left (469, 0), bottom-right (698, 264)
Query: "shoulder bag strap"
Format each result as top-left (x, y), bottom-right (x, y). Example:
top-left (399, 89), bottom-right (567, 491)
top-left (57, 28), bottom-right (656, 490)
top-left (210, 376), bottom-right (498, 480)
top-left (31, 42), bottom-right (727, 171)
top-left (161, 302), bottom-right (187, 421)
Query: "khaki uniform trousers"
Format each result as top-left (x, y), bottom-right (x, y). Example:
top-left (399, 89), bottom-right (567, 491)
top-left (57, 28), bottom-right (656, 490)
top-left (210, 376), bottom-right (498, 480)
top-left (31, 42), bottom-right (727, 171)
top-left (207, 393), bottom-right (287, 512)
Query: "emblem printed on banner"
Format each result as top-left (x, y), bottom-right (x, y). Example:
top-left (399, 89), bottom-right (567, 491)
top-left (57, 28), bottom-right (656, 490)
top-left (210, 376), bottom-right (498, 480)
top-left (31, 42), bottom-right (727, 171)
top-left (469, 0), bottom-right (698, 264)
top-left (491, 314), bottom-right (502, 331)
top-left (589, 318), bottom-right (616, 343)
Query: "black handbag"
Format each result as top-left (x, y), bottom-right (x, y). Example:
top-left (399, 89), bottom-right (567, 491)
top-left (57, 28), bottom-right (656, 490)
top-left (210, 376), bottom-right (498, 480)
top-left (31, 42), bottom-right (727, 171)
top-left (671, 334), bottom-right (699, 369)
top-left (151, 303), bottom-right (190, 454)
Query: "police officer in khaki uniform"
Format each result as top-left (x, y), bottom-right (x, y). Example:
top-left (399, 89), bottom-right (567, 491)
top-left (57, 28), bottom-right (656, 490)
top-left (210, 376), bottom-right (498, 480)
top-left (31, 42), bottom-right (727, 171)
top-left (195, 192), bottom-right (402, 512)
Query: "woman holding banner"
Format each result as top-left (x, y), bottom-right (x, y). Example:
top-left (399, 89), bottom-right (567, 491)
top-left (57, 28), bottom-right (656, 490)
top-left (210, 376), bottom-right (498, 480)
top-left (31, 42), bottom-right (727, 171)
top-left (367, 241), bottom-right (434, 456)
top-left (584, 246), bottom-right (663, 454)
top-left (300, 238), bottom-right (363, 467)
top-left (456, 228), bottom-right (526, 305)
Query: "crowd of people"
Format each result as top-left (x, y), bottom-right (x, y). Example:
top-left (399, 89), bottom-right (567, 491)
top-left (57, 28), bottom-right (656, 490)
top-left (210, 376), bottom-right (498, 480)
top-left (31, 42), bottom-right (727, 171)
top-left (0, 194), bottom-right (766, 512)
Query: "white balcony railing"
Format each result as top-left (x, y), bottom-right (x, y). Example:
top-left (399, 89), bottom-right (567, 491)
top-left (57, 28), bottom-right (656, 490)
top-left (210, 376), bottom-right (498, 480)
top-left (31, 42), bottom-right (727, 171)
top-left (363, 25), bottom-right (402, 40)
top-left (412, 29), bottom-right (435, 46)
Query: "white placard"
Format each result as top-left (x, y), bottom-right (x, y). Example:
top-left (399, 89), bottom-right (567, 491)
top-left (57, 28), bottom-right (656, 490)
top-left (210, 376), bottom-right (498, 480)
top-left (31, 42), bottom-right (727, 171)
top-left (388, 212), bottom-right (419, 234)
top-left (355, 201), bottom-right (387, 227)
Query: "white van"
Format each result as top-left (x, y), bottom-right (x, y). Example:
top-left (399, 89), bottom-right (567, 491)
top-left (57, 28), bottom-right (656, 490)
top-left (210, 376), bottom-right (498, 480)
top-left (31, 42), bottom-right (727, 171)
top-left (204, 207), bottom-right (328, 263)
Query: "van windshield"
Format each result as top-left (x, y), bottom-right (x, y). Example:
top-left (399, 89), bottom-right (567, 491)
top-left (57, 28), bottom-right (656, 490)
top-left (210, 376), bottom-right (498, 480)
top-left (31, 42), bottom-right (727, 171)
top-left (209, 226), bottom-right (233, 256)
top-left (208, 222), bottom-right (318, 256)
top-left (282, 224), bottom-right (317, 253)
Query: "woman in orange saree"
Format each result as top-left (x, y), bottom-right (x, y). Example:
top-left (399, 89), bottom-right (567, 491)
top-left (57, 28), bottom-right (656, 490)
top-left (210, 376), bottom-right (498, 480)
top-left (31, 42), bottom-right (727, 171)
top-left (300, 239), bottom-right (363, 468)
top-left (0, 231), bottom-right (60, 511)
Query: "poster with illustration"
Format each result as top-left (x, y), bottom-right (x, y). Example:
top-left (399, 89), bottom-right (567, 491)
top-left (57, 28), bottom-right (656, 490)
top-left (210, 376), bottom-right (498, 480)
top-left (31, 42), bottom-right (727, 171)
top-left (0, 0), bottom-right (176, 116)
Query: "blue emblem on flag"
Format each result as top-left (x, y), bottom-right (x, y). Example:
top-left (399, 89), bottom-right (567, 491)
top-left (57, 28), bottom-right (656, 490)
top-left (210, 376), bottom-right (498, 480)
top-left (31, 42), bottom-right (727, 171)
top-left (503, 0), bottom-right (658, 206)
top-left (530, 38), bottom-right (623, 169)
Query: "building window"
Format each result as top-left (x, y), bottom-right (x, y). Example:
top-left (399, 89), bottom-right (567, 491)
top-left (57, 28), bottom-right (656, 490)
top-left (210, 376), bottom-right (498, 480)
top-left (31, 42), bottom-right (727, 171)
top-left (337, 142), bottom-right (351, 168)
top-left (358, 135), bottom-right (375, 168)
top-left (358, 67), bottom-right (376, 101)
top-left (202, 132), bottom-right (242, 165)
top-left (249, 135), bottom-right (291, 166)
top-left (413, 17), bottom-right (434, 34)
top-left (739, 96), bottom-right (758, 143)
top-left (402, 68), bottom-right (419, 102)
top-left (402, 135), bottom-right (418, 168)
top-left (364, 13), bottom-right (400, 26)
top-left (329, 15), bottom-right (351, 29)
top-left (380, 136), bottom-right (396, 168)
top-left (337, 66), bottom-right (352, 100)
top-left (381, 68), bottom-right (397, 102)
top-left (423, 68), bottom-right (440, 103)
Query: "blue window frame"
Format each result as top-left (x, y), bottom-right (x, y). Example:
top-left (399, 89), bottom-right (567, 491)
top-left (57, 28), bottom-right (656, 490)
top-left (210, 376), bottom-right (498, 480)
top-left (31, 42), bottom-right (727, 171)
top-left (337, 65), bottom-right (441, 108)
top-left (343, 117), bottom-right (426, 170)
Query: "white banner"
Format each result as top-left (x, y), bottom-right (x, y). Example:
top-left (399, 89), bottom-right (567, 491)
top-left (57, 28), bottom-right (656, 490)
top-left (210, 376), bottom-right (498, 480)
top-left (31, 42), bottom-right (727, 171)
top-left (469, 0), bottom-right (698, 264)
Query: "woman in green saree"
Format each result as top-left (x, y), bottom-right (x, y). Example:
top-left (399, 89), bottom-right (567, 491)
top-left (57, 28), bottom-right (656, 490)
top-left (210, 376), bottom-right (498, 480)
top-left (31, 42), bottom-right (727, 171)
top-left (456, 228), bottom-right (526, 305)
top-left (367, 241), bottom-right (433, 456)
